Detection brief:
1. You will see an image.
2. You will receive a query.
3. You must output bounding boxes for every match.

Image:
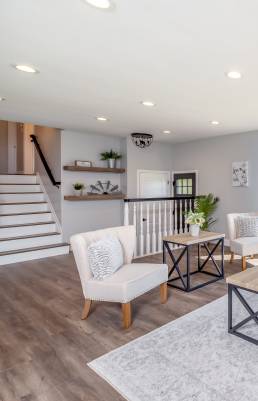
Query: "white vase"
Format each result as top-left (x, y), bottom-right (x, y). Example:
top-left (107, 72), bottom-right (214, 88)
top-left (190, 224), bottom-right (200, 237)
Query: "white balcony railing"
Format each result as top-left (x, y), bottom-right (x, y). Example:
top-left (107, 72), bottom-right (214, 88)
top-left (124, 196), bottom-right (195, 258)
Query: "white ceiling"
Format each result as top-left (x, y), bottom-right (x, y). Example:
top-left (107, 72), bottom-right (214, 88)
top-left (1, 0), bottom-right (258, 143)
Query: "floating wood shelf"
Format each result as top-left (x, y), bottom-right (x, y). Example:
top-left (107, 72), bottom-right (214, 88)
top-left (63, 166), bottom-right (125, 174)
top-left (64, 194), bottom-right (126, 201)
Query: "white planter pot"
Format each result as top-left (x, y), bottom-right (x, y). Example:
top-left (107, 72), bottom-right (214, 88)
top-left (108, 159), bottom-right (116, 168)
top-left (74, 189), bottom-right (83, 196)
top-left (189, 224), bottom-right (200, 237)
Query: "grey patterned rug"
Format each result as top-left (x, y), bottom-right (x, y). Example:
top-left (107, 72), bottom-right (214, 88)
top-left (88, 294), bottom-right (258, 401)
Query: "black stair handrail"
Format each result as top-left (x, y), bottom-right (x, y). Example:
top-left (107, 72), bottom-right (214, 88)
top-left (30, 135), bottom-right (61, 188)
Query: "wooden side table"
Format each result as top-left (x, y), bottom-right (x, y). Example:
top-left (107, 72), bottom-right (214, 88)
top-left (227, 269), bottom-right (258, 345)
top-left (163, 231), bottom-right (225, 292)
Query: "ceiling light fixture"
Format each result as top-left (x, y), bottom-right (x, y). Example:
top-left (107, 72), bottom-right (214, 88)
top-left (84, 0), bottom-right (111, 9)
top-left (141, 100), bottom-right (155, 107)
top-left (227, 71), bottom-right (242, 79)
top-left (211, 120), bottom-right (220, 125)
top-left (0, 97), bottom-right (6, 101)
top-left (15, 65), bottom-right (38, 73)
top-left (163, 130), bottom-right (171, 134)
top-left (96, 116), bottom-right (108, 121)
top-left (131, 133), bottom-right (153, 148)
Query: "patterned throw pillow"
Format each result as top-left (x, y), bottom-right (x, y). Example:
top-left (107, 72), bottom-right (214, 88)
top-left (88, 236), bottom-right (123, 280)
top-left (236, 216), bottom-right (258, 238)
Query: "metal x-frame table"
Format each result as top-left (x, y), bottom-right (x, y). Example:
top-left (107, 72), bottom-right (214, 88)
top-left (163, 231), bottom-right (225, 292)
top-left (227, 269), bottom-right (258, 346)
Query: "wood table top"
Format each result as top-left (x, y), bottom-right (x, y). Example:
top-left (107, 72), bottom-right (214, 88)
top-left (226, 268), bottom-right (258, 292)
top-left (163, 231), bottom-right (225, 246)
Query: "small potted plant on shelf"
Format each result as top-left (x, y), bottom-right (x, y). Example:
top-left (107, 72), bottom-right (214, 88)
top-left (73, 182), bottom-right (85, 196)
top-left (185, 211), bottom-right (205, 237)
top-left (100, 149), bottom-right (122, 169)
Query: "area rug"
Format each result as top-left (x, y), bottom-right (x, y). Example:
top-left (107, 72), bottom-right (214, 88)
top-left (88, 294), bottom-right (258, 401)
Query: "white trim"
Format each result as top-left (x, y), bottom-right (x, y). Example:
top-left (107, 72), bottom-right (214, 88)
top-left (36, 173), bottom-right (62, 234)
top-left (137, 169), bottom-right (171, 197)
top-left (171, 170), bottom-right (199, 196)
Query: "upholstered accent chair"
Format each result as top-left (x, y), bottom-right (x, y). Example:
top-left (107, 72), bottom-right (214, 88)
top-left (71, 225), bottom-right (168, 329)
top-left (227, 213), bottom-right (258, 270)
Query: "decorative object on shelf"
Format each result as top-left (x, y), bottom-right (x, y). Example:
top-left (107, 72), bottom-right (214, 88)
top-left (75, 160), bottom-right (92, 167)
top-left (89, 180), bottom-right (120, 195)
top-left (131, 132), bottom-right (153, 148)
top-left (73, 182), bottom-right (85, 196)
top-left (100, 149), bottom-right (122, 168)
top-left (185, 211), bottom-right (205, 237)
top-left (232, 161), bottom-right (249, 187)
top-left (194, 193), bottom-right (219, 230)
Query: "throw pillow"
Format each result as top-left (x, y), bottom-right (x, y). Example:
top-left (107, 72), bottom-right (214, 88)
top-left (88, 236), bottom-right (123, 280)
top-left (236, 216), bottom-right (258, 238)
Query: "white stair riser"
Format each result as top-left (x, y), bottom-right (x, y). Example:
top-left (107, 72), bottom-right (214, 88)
top-left (0, 193), bottom-right (45, 202)
top-left (0, 245), bottom-right (69, 265)
top-left (0, 234), bottom-right (63, 252)
top-left (0, 185), bottom-right (41, 193)
top-left (0, 175), bottom-right (37, 184)
top-left (0, 203), bottom-right (49, 214)
top-left (0, 223), bottom-right (57, 239)
top-left (0, 213), bottom-right (52, 225)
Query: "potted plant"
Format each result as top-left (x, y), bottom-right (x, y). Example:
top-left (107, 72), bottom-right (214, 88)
top-left (194, 193), bottom-right (219, 230)
top-left (185, 211), bottom-right (205, 237)
top-left (100, 149), bottom-right (122, 168)
top-left (73, 182), bottom-right (85, 196)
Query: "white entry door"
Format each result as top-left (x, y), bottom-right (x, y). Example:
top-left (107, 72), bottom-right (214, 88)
top-left (137, 170), bottom-right (170, 198)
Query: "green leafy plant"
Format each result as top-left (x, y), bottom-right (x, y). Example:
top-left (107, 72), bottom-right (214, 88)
top-left (194, 193), bottom-right (219, 230)
top-left (73, 182), bottom-right (85, 190)
top-left (185, 211), bottom-right (205, 226)
top-left (100, 149), bottom-right (122, 160)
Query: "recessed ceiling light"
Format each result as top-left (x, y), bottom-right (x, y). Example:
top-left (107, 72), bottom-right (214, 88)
top-left (227, 71), bottom-right (242, 79)
top-left (141, 100), bottom-right (155, 107)
top-left (84, 0), bottom-right (111, 9)
top-left (163, 130), bottom-right (171, 134)
top-left (211, 120), bottom-right (220, 125)
top-left (0, 97), bottom-right (6, 102)
top-left (15, 65), bottom-right (38, 73)
top-left (96, 116), bottom-right (108, 121)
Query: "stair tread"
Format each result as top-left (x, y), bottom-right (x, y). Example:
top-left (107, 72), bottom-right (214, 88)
top-left (0, 243), bottom-right (69, 256)
top-left (0, 211), bottom-right (51, 217)
top-left (0, 222), bottom-right (55, 229)
top-left (0, 232), bottom-right (61, 242)
top-left (0, 201), bottom-right (47, 205)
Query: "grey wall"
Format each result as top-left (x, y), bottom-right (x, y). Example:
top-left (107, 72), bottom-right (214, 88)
top-left (172, 131), bottom-right (258, 236)
top-left (126, 136), bottom-right (173, 197)
top-left (61, 130), bottom-right (125, 242)
top-left (0, 121), bottom-right (8, 173)
top-left (34, 126), bottom-right (62, 222)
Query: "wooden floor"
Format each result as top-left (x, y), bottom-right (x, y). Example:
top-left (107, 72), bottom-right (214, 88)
top-left (0, 247), bottom-right (242, 401)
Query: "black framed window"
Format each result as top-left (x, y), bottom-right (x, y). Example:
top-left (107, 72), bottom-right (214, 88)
top-left (173, 172), bottom-right (196, 197)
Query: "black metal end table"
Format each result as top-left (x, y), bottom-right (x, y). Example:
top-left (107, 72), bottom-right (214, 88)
top-left (227, 269), bottom-right (258, 345)
top-left (163, 231), bottom-right (225, 292)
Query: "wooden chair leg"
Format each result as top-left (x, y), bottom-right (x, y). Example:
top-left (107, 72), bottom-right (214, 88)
top-left (160, 282), bottom-right (168, 304)
top-left (81, 300), bottom-right (92, 320)
top-left (230, 252), bottom-right (234, 263)
top-left (122, 302), bottom-right (132, 329)
top-left (242, 256), bottom-right (247, 271)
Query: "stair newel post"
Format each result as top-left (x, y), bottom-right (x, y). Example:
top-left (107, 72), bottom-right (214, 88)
top-left (152, 201), bottom-right (156, 254)
top-left (146, 202), bottom-right (150, 254)
top-left (158, 201), bottom-right (162, 252)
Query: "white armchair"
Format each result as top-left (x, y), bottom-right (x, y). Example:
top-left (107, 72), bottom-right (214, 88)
top-left (71, 225), bottom-right (168, 328)
top-left (227, 213), bottom-right (258, 270)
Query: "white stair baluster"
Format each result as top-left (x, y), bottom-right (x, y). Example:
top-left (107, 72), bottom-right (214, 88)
top-left (158, 201), bottom-right (162, 252)
top-left (140, 202), bottom-right (144, 256)
top-left (124, 201), bottom-right (129, 225)
top-left (133, 202), bottom-right (137, 256)
top-left (179, 199), bottom-right (183, 233)
top-left (163, 200), bottom-right (167, 237)
top-left (174, 199), bottom-right (178, 234)
top-left (169, 200), bottom-right (173, 236)
top-left (152, 202), bottom-right (156, 254)
top-left (146, 202), bottom-right (150, 254)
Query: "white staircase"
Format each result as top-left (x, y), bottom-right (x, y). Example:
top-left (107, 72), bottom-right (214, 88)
top-left (0, 174), bottom-right (69, 265)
